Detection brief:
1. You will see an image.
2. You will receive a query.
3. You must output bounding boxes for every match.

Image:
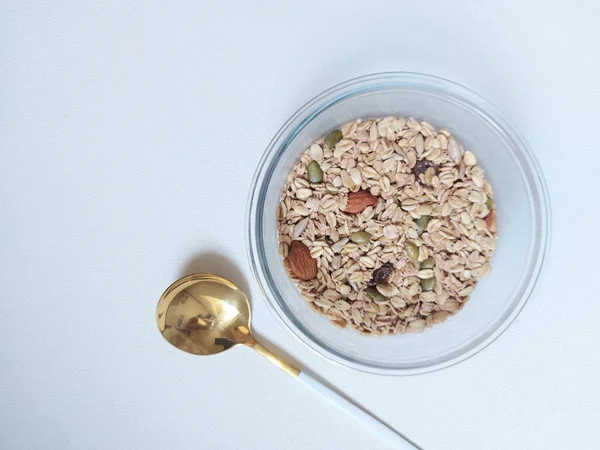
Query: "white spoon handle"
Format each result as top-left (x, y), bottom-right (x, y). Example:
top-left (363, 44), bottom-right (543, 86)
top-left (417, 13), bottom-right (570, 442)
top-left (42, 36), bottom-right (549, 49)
top-left (298, 371), bottom-right (418, 450)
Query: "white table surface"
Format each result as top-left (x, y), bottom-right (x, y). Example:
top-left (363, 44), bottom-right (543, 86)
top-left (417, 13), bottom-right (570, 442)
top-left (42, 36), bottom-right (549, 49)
top-left (2, 1), bottom-right (600, 449)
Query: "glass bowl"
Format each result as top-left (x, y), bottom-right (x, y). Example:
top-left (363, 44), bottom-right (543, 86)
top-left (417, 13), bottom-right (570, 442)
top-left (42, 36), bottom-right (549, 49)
top-left (246, 72), bottom-right (550, 375)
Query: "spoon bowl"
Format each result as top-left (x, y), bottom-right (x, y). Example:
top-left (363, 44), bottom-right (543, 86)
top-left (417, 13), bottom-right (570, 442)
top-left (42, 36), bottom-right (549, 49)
top-left (156, 273), bottom-right (250, 355)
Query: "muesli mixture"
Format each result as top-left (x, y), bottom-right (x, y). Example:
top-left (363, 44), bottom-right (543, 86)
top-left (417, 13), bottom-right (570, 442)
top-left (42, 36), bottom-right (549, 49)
top-left (277, 117), bottom-right (497, 335)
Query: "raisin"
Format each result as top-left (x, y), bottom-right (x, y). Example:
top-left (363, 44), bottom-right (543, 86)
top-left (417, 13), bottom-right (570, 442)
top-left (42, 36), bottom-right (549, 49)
top-left (412, 159), bottom-right (438, 184)
top-left (367, 262), bottom-right (394, 287)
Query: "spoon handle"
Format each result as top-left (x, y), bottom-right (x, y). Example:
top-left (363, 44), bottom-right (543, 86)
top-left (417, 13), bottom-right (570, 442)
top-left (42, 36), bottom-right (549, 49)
top-left (252, 340), bottom-right (300, 377)
top-left (298, 372), bottom-right (418, 450)
top-left (236, 326), bottom-right (416, 448)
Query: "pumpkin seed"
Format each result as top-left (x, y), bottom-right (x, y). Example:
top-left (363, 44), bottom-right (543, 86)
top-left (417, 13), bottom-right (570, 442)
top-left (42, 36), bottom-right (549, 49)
top-left (405, 241), bottom-right (419, 260)
top-left (349, 231), bottom-right (371, 244)
top-left (365, 287), bottom-right (388, 303)
top-left (306, 160), bottom-right (323, 183)
top-left (420, 257), bottom-right (435, 269)
top-left (486, 196), bottom-right (496, 211)
top-left (324, 129), bottom-right (343, 148)
top-left (415, 215), bottom-right (430, 235)
top-left (420, 277), bottom-right (436, 292)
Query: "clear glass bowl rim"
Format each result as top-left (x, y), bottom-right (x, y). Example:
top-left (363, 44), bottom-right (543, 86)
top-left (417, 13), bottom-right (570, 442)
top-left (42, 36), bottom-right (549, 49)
top-left (246, 71), bottom-right (551, 375)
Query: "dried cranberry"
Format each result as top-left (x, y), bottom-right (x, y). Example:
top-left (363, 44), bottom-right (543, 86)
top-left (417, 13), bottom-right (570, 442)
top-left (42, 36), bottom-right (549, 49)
top-left (367, 262), bottom-right (394, 287)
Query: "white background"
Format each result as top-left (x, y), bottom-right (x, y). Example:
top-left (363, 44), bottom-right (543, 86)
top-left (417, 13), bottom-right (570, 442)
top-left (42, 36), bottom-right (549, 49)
top-left (2, 1), bottom-right (600, 449)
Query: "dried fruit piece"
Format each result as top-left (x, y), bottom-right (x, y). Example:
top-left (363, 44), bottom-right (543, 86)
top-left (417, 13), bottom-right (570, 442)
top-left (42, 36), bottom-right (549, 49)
top-left (306, 160), bottom-right (323, 183)
top-left (349, 231), bottom-right (371, 244)
top-left (412, 159), bottom-right (438, 183)
top-left (324, 129), bottom-right (343, 148)
top-left (367, 262), bottom-right (394, 287)
top-left (415, 215), bottom-right (430, 235)
top-left (286, 240), bottom-right (317, 280)
top-left (344, 190), bottom-right (378, 214)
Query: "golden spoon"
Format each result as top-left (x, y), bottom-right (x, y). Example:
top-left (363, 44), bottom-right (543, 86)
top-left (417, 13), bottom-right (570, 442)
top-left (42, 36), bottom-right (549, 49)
top-left (156, 273), bottom-right (417, 449)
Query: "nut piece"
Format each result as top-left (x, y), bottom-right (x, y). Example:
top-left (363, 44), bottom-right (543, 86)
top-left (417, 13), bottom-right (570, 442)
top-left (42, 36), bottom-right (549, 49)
top-left (344, 190), bottom-right (378, 214)
top-left (286, 240), bottom-right (317, 280)
top-left (485, 210), bottom-right (497, 232)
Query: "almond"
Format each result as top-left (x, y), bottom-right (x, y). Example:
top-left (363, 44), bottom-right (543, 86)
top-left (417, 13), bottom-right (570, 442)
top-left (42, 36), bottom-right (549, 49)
top-left (286, 240), bottom-right (317, 280)
top-left (344, 190), bottom-right (378, 214)
top-left (484, 210), bottom-right (497, 232)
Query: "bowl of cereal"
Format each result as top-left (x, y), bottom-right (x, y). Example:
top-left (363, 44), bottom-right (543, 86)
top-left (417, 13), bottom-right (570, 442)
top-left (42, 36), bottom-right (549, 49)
top-left (247, 72), bottom-right (550, 374)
